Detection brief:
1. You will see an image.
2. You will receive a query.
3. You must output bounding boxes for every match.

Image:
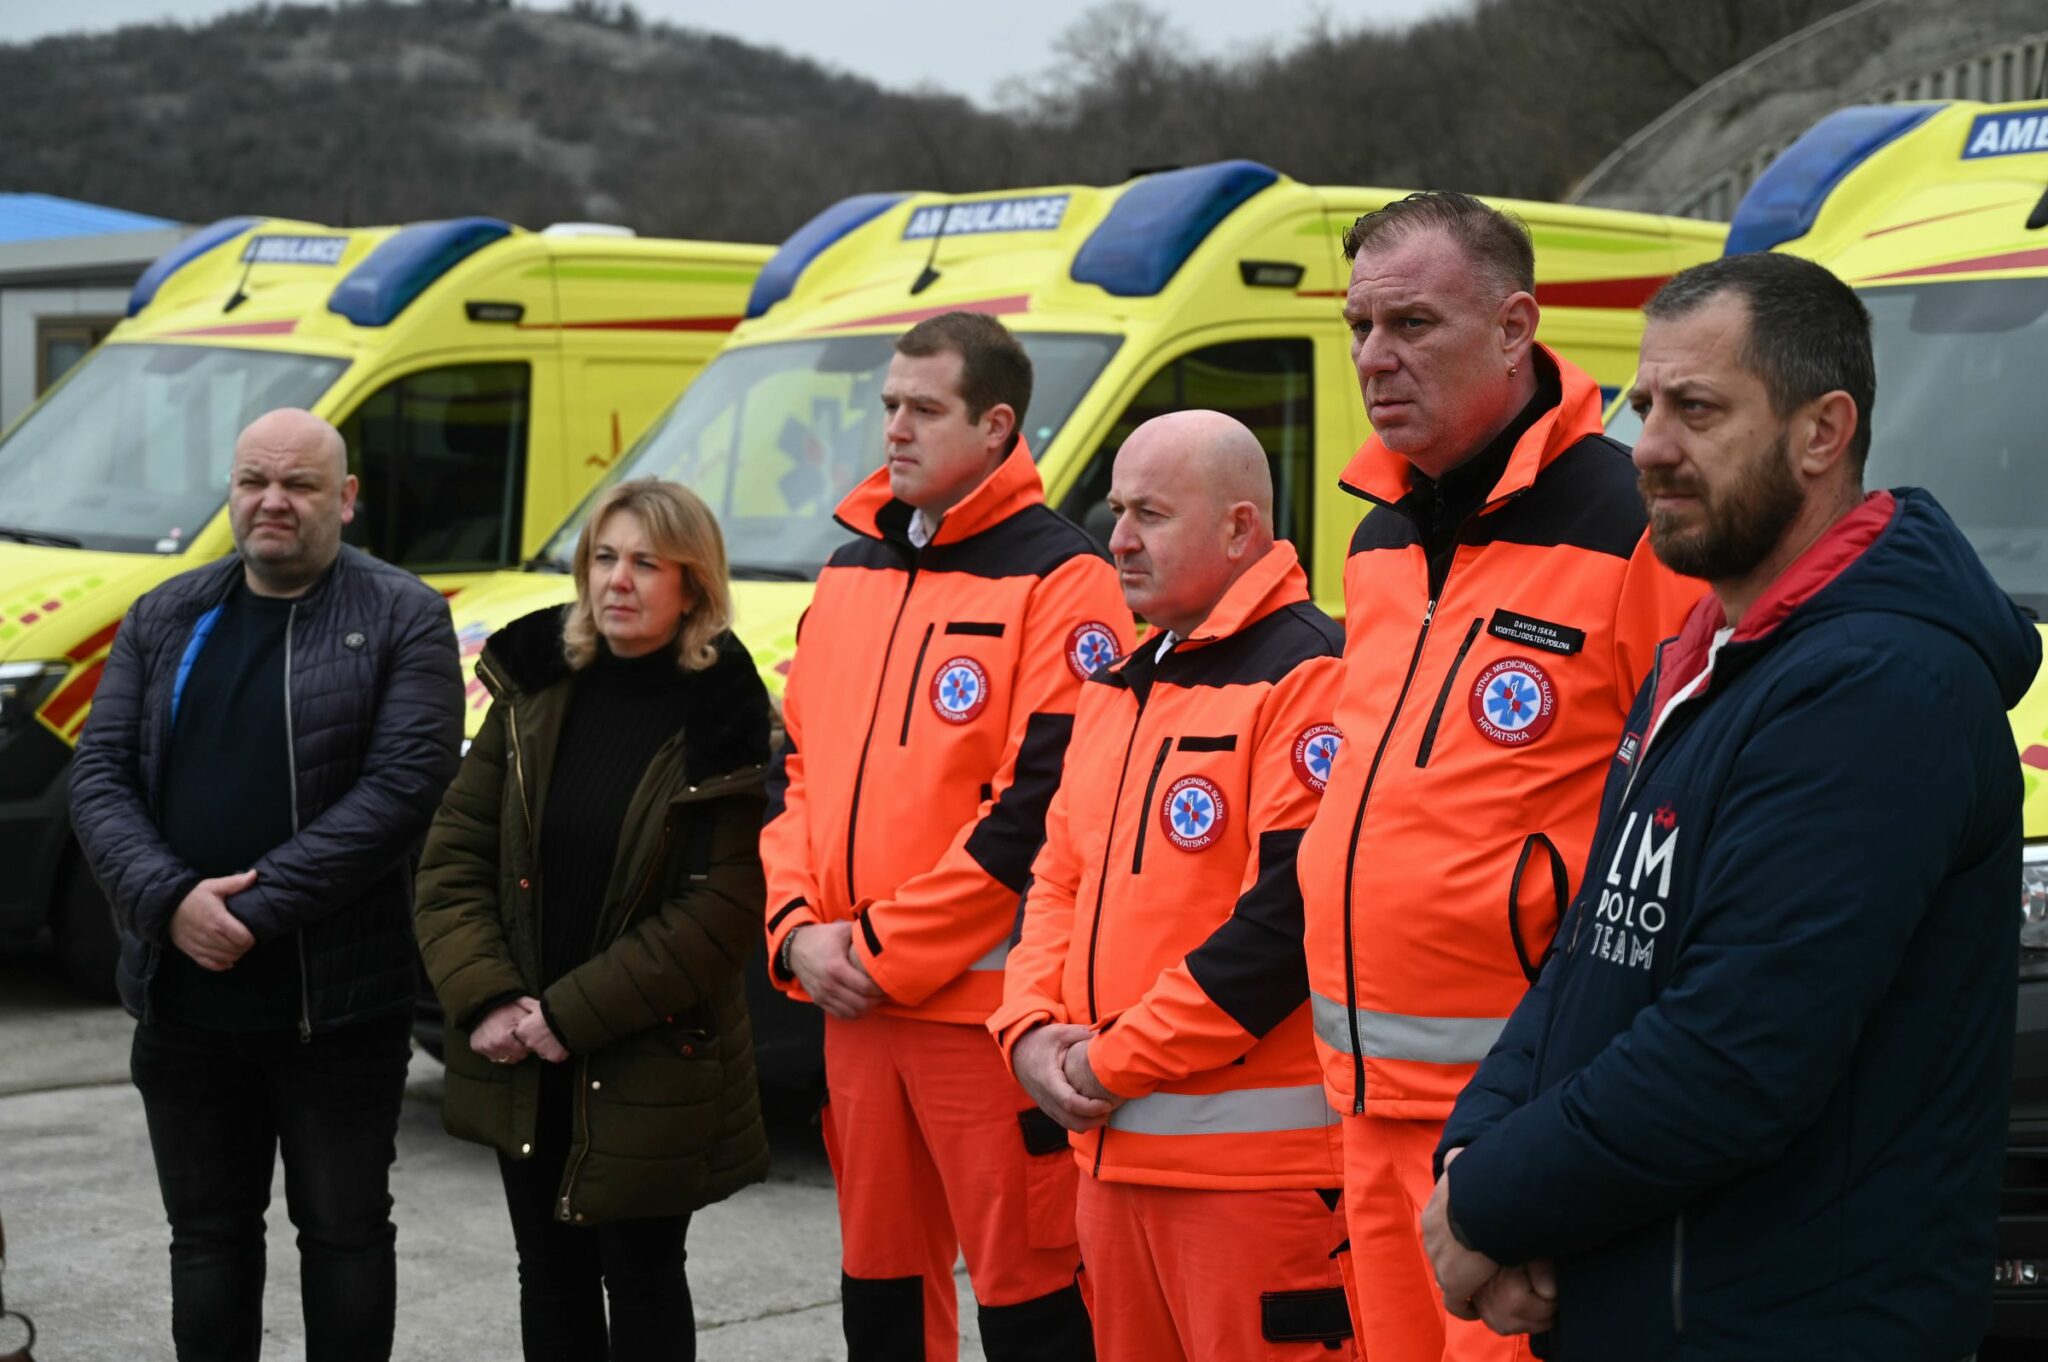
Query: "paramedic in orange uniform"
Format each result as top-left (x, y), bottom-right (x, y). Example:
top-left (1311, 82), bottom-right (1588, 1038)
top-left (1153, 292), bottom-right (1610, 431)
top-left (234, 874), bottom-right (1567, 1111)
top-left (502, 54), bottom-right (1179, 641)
top-left (1292, 193), bottom-right (1702, 1362)
top-left (991, 410), bottom-right (1356, 1361)
top-left (760, 311), bottom-right (1130, 1362)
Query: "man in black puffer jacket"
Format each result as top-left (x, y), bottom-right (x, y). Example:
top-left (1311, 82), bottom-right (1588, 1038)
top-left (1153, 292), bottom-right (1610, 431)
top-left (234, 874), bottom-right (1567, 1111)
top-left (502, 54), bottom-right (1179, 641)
top-left (70, 407), bottom-right (462, 1362)
top-left (1425, 255), bottom-right (2041, 1360)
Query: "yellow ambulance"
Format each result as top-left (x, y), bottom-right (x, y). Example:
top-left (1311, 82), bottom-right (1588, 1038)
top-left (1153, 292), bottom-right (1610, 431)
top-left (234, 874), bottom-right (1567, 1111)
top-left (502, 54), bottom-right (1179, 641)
top-left (444, 159), bottom-right (1726, 731)
top-left (1597, 99), bottom-right (2048, 1343)
top-left (0, 214), bottom-right (766, 990)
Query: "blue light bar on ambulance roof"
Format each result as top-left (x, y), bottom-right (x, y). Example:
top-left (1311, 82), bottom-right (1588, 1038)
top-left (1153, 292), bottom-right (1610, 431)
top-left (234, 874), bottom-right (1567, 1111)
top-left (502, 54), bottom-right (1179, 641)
top-left (127, 216), bottom-right (263, 316)
top-left (1724, 104), bottom-right (1940, 257)
top-left (1071, 161), bottom-right (1280, 298)
top-left (326, 217), bottom-right (512, 327)
top-left (746, 192), bottom-right (909, 320)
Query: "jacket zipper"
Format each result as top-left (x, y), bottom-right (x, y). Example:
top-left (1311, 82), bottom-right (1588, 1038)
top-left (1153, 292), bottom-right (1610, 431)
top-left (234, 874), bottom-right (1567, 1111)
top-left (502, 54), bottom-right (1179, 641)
top-left (1671, 1210), bottom-right (1686, 1332)
top-left (1084, 709), bottom-right (1149, 1023)
top-left (897, 623), bottom-right (935, 745)
top-left (845, 560), bottom-right (919, 902)
top-left (1127, 738), bottom-right (1172, 874)
top-left (479, 656), bottom-right (544, 981)
top-left (1413, 616), bottom-right (1483, 767)
top-left (561, 814), bottom-right (674, 1219)
top-left (283, 603), bottom-right (312, 1044)
top-left (1338, 595), bottom-right (1441, 1111)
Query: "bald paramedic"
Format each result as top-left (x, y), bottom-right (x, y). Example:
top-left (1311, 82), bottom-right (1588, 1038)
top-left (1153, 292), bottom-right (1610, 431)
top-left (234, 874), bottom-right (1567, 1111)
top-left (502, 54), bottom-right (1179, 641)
top-left (760, 311), bottom-right (1130, 1361)
top-left (991, 411), bottom-right (1354, 1361)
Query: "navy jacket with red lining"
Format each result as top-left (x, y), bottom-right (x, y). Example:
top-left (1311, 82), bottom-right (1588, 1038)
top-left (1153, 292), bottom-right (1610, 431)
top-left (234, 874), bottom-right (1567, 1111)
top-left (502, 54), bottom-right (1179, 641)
top-left (1440, 488), bottom-right (2040, 1360)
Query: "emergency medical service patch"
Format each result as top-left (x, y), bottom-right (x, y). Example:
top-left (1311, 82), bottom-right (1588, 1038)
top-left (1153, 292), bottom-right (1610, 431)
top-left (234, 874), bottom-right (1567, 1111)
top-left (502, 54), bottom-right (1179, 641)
top-left (930, 657), bottom-right (991, 724)
top-left (1160, 775), bottom-right (1226, 852)
top-left (1469, 657), bottom-right (1556, 746)
top-left (1291, 724), bottom-right (1343, 793)
top-left (1065, 621), bottom-right (1121, 679)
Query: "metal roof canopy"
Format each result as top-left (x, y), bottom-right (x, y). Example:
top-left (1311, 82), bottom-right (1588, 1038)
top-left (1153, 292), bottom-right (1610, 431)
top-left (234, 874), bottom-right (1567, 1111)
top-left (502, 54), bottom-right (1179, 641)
top-left (0, 194), bottom-right (187, 289)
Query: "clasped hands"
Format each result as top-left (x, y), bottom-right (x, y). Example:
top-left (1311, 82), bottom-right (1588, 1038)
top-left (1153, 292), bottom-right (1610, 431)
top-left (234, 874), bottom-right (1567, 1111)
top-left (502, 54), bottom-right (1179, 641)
top-left (470, 996), bottom-right (570, 1065)
top-left (1013, 1024), bottom-right (1119, 1132)
top-left (1421, 1148), bottom-right (1557, 1338)
top-left (786, 921), bottom-right (885, 1020)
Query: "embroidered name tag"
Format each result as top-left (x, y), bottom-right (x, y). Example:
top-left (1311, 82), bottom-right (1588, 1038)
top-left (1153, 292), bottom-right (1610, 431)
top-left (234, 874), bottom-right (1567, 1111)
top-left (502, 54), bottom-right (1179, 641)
top-left (1488, 610), bottom-right (1584, 656)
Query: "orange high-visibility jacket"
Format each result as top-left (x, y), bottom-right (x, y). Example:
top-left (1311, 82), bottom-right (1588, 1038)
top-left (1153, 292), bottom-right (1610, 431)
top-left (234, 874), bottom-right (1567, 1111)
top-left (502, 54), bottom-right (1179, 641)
top-left (991, 544), bottom-right (1346, 1190)
top-left (762, 444), bottom-right (1132, 1025)
top-left (1298, 348), bottom-right (1702, 1121)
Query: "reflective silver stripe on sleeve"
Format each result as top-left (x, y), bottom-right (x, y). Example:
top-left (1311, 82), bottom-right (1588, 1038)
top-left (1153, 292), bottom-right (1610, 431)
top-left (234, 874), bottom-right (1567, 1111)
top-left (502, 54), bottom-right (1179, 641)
top-left (969, 940), bottom-right (1012, 971)
top-left (1310, 992), bottom-right (1507, 1064)
top-left (1105, 1084), bottom-right (1341, 1137)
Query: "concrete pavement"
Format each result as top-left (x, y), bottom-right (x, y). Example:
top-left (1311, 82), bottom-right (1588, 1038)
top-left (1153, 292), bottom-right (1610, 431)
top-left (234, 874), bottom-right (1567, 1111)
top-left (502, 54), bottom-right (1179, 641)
top-left (0, 944), bottom-right (984, 1361)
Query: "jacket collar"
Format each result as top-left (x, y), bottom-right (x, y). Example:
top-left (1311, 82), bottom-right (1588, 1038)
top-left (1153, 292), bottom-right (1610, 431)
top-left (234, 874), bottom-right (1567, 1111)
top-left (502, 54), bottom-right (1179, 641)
top-left (1177, 540), bottom-right (1310, 649)
top-left (1647, 490), bottom-right (1897, 724)
top-left (833, 439), bottom-right (1045, 546)
top-left (1337, 345), bottom-right (1606, 512)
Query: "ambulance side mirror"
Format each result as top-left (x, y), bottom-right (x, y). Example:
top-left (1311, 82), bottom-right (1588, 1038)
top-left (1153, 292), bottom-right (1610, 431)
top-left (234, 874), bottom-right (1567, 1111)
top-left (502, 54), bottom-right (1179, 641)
top-left (1080, 501), bottom-right (1117, 553)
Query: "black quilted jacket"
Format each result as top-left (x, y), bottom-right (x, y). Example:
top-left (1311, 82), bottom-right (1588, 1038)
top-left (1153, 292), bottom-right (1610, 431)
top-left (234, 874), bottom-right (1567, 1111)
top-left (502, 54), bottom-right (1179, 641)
top-left (70, 546), bottom-right (463, 1034)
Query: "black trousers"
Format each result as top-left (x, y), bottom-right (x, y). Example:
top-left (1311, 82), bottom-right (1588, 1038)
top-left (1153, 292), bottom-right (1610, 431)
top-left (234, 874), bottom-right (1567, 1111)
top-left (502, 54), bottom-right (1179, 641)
top-left (497, 1065), bottom-right (695, 1362)
top-left (130, 1013), bottom-right (411, 1362)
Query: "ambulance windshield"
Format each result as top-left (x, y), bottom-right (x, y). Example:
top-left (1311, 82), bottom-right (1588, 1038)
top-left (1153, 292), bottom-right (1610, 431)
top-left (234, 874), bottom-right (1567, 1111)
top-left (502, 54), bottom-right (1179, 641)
top-left (538, 331), bottom-right (1119, 577)
top-left (0, 343), bottom-right (348, 554)
top-left (1859, 279), bottom-right (2048, 617)
top-left (1603, 277), bottom-right (2048, 617)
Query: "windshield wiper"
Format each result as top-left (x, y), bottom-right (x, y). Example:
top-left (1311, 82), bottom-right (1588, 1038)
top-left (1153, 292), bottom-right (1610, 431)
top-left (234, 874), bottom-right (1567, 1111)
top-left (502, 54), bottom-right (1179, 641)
top-left (730, 564), bottom-right (812, 582)
top-left (521, 556), bottom-right (570, 574)
top-left (0, 524), bottom-right (83, 549)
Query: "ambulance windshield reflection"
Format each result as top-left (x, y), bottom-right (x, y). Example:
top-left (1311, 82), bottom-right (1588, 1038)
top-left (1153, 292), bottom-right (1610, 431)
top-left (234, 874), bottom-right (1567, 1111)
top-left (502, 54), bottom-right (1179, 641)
top-left (1605, 277), bottom-right (2048, 620)
top-left (535, 332), bottom-right (1119, 579)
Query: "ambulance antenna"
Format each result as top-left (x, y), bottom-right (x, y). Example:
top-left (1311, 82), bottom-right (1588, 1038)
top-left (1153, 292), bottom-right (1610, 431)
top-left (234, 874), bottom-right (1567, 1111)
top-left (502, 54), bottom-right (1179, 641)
top-left (222, 254), bottom-right (257, 313)
top-left (911, 196), bottom-right (951, 295)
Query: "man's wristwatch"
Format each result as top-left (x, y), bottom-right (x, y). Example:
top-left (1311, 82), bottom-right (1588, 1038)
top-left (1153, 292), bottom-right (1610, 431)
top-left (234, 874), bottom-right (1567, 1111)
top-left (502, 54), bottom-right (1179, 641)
top-left (776, 923), bottom-right (807, 977)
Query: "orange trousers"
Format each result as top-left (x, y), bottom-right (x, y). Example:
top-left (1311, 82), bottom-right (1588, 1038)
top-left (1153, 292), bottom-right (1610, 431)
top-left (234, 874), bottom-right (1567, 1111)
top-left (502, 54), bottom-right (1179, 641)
top-left (1076, 1176), bottom-right (1355, 1362)
top-left (822, 1011), bottom-right (1090, 1362)
top-left (1338, 1113), bottom-right (1535, 1362)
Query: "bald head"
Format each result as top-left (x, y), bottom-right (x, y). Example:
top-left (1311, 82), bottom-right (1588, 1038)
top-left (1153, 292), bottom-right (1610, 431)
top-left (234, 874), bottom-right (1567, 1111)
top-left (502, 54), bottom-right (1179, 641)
top-left (1106, 410), bottom-right (1277, 638)
top-left (1118, 409), bottom-right (1274, 529)
top-left (229, 408), bottom-right (357, 597)
top-left (236, 407), bottom-right (346, 480)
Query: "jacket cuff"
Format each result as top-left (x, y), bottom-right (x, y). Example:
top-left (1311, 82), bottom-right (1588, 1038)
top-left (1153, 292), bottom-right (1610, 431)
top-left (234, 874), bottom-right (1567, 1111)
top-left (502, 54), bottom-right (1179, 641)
top-left (988, 1005), bottom-right (1059, 1069)
top-left (537, 996), bottom-right (574, 1055)
top-left (1081, 1027), bottom-right (1155, 1102)
top-left (458, 990), bottom-right (529, 1033)
top-left (847, 902), bottom-right (909, 1005)
top-left (764, 896), bottom-right (822, 986)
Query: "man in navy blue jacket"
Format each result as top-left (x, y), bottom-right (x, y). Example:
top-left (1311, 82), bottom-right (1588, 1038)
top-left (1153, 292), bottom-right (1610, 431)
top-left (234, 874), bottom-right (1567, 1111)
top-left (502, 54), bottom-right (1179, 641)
top-left (1423, 252), bottom-right (2041, 1360)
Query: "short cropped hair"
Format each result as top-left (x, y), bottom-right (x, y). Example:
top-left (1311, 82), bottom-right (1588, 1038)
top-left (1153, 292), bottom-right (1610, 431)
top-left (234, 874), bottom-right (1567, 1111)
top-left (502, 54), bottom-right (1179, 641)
top-left (564, 478), bottom-right (733, 673)
top-left (1341, 191), bottom-right (1537, 299)
top-left (895, 311), bottom-right (1034, 455)
top-left (1644, 253), bottom-right (1876, 469)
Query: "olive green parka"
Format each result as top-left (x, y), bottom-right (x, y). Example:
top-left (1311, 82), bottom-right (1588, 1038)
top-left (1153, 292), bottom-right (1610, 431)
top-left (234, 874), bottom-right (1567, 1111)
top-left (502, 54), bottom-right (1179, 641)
top-left (415, 606), bottom-right (771, 1225)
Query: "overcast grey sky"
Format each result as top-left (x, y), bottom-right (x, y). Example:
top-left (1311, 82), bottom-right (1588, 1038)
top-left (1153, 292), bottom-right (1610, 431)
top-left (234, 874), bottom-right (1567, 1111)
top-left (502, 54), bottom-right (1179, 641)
top-left (1, 0), bottom-right (1460, 102)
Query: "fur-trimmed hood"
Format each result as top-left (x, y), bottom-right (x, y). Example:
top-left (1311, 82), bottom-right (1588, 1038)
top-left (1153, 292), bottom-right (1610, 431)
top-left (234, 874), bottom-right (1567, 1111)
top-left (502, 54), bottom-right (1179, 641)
top-left (478, 604), bottom-right (771, 787)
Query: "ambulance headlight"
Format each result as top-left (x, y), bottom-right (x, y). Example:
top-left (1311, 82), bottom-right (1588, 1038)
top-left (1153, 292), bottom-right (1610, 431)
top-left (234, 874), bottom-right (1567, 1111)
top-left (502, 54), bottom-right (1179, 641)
top-left (0, 661), bottom-right (68, 732)
top-left (2022, 843), bottom-right (2048, 952)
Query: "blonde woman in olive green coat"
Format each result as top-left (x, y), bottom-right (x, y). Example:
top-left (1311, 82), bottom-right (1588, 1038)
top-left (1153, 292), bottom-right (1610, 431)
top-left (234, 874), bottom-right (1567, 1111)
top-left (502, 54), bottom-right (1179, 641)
top-left (415, 479), bottom-right (770, 1362)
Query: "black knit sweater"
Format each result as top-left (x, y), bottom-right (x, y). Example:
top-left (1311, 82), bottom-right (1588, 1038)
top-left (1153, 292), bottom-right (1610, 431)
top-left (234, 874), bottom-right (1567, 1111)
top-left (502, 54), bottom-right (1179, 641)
top-left (536, 642), bottom-right (692, 991)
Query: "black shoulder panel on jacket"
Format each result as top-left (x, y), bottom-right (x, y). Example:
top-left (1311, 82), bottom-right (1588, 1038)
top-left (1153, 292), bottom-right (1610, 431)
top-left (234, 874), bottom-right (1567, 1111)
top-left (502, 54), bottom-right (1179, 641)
top-left (1159, 603), bottom-right (1343, 691)
top-left (827, 535), bottom-right (913, 573)
top-left (1349, 505), bottom-right (1421, 556)
top-left (1463, 435), bottom-right (1647, 560)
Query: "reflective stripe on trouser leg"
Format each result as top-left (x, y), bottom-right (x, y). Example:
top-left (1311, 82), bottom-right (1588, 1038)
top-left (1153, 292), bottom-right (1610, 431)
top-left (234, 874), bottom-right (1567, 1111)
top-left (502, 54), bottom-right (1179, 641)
top-left (1310, 992), bottom-right (1507, 1064)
